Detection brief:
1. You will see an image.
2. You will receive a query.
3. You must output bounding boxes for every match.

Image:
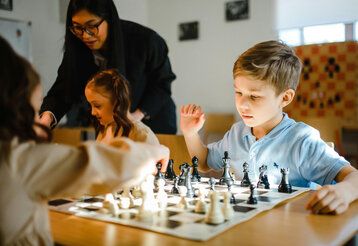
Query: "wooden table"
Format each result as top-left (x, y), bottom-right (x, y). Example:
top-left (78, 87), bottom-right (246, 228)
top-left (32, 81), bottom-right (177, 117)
top-left (49, 192), bottom-right (358, 246)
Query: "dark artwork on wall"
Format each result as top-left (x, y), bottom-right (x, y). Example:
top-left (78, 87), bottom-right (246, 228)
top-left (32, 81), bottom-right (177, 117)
top-left (225, 0), bottom-right (249, 21)
top-left (0, 0), bottom-right (13, 11)
top-left (179, 21), bottom-right (199, 41)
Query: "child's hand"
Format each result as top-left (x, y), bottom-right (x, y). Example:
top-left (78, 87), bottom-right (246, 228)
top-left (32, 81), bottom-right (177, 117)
top-left (305, 183), bottom-right (352, 215)
top-left (180, 104), bottom-right (205, 135)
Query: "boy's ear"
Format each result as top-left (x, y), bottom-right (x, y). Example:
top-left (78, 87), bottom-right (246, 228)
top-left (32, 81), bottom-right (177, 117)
top-left (281, 89), bottom-right (295, 108)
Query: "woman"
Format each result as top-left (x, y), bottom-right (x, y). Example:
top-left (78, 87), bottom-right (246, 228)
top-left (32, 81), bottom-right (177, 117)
top-left (40, 0), bottom-right (177, 133)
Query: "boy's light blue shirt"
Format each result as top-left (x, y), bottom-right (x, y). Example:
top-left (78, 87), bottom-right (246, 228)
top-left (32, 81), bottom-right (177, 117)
top-left (207, 113), bottom-right (349, 188)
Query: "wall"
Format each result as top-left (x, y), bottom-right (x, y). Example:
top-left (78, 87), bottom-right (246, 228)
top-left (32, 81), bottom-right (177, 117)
top-left (276, 0), bottom-right (358, 29)
top-left (147, 0), bottom-right (277, 122)
top-left (0, 0), bottom-right (63, 94)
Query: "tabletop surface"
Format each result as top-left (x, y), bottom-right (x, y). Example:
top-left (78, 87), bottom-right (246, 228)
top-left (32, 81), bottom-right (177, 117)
top-left (50, 191), bottom-right (358, 246)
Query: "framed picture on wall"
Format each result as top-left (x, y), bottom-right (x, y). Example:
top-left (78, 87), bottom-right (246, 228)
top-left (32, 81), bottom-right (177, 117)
top-left (0, 0), bottom-right (13, 11)
top-left (178, 21), bottom-right (199, 41)
top-left (225, 0), bottom-right (249, 21)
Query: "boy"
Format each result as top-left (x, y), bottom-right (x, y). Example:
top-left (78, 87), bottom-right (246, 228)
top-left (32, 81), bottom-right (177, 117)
top-left (180, 40), bottom-right (358, 215)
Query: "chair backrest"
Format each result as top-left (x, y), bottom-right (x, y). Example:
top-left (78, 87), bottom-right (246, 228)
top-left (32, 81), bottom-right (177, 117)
top-left (156, 134), bottom-right (191, 173)
top-left (52, 127), bottom-right (95, 146)
top-left (300, 117), bottom-right (342, 153)
top-left (203, 113), bottom-right (236, 144)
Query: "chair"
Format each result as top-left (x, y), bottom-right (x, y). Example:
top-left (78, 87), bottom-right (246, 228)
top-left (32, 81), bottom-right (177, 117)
top-left (300, 117), bottom-right (343, 154)
top-left (156, 134), bottom-right (191, 173)
top-left (203, 113), bottom-right (236, 144)
top-left (52, 127), bottom-right (95, 146)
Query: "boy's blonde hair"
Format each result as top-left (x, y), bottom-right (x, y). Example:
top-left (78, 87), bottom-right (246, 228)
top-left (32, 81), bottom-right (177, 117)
top-left (233, 40), bottom-right (302, 94)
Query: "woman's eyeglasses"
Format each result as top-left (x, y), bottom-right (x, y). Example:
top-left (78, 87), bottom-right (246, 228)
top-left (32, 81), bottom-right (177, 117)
top-left (69, 19), bottom-right (104, 37)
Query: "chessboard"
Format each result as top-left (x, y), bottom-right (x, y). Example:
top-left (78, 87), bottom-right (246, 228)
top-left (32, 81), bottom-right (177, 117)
top-left (49, 177), bottom-right (309, 241)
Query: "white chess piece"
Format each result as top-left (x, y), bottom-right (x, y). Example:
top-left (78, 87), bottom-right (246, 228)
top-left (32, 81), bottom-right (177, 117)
top-left (205, 191), bottom-right (224, 225)
top-left (194, 187), bottom-right (207, 214)
top-left (103, 193), bottom-right (120, 217)
top-left (120, 187), bottom-right (134, 209)
top-left (177, 186), bottom-right (189, 209)
top-left (156, 179), bottom-right (168, 210)
top-left (222, 192), bottom-right (234, 221)
top-left (137, 175), bottom-right (158, 221)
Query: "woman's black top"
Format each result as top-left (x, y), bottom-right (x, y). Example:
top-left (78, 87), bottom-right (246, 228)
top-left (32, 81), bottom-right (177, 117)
top-left (41, 20), bottom-right (177, 134)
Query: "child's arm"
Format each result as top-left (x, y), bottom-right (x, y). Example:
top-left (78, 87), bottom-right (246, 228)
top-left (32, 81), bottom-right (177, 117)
top-left (180, 104), bottom-right (210, 172)
top-left (306, 165), bottom-right (358, 214)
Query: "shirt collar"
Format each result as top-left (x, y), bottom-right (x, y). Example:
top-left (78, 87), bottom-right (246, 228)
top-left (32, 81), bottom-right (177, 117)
top-left (241, 113), bottom-right (294, 140)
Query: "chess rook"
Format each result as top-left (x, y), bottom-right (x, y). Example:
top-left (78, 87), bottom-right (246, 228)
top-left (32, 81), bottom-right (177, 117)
top-left (278, 168), bottom-right (292, 193)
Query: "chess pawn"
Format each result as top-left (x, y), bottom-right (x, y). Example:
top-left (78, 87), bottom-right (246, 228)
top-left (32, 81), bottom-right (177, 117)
top-left (156, 179), bottom-right (168, 210)
top-left (171, 176), bottom-right (180, 194)
top-left (191, 156), bottom-right (201, 182)
top-left (154, 163), bottom-right (165, 190)
top-left (278, 168), bottom-right (292, 193)
top-left (205, 191), bottom-right (225, 225)
top-left (194, 187), bottom-right (207, 214)
top-left (165, 159), bottom-right (177, 180)
top-left (208, 177), bottom-right (216, 191)
top-left (177, 186), bottom-right (189, 209)
top-left (241, 162), bottom-right (251, 187)
top-left (247, 184), bottom-right (258, 205)
top-left (222, 192), bottom-right (234, 220)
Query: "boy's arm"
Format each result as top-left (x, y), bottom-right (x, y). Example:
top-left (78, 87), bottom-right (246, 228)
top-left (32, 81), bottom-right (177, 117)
top-left (180, 104), bottom-right (210, 172)
top-left (306, 166), bottom-right (358, 215)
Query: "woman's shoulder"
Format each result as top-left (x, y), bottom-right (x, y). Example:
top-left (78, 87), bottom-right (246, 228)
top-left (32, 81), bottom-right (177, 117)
top-left (121, 20), bottom-right (164, 46)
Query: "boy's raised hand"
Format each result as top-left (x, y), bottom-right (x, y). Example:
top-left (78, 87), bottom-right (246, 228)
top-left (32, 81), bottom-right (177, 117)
top-left (305, 183), bottom-right (352, 215)
top-left (180, 104), bottom-right (205, 135)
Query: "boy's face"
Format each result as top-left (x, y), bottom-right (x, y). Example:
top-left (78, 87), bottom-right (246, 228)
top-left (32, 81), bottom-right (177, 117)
top-left (234, 75), bottom-right (293, 129)
top-left (85, 84), bottom-right (114, 126)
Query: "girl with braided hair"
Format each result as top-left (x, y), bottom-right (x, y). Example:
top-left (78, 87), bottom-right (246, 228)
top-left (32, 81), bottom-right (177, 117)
top-left (85, 69), bottom-right (159, 145)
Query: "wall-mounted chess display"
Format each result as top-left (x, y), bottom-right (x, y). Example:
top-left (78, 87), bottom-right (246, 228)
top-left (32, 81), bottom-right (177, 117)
top-left (285, 41), bottom-right (357, 123)
top-left (0, 0), bottom-right (12, 11)
top-left (178, 21), bottom-right (199, 41)
top-left (225, 0), bottom-right (249, 21)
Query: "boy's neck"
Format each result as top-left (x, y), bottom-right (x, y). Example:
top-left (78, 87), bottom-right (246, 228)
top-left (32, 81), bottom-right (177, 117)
top-left (252, 112), bottom-right (284, 140)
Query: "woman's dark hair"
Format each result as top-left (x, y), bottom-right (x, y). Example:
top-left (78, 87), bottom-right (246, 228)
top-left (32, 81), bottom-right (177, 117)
top-left (0, 35), bottom-right (51, 149)
top-left (63, 0), bottom-right (126, 98)
top-left (87, 69), bottom-right (133, 137)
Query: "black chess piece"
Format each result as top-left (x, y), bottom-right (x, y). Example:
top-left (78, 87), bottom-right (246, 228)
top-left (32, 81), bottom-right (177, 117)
top-left (171, 176), bottom-right (180, 194)
top-left (247, 184), bottom-right (258, 204)
top-left (257, 164), bottom-right (270, 189)
top-left (165, 159), bottom-right (176, 180)
top-left (178, 162), bottom-right (189, 186)
top-left (219, 151), bottom-right (235, 186)
top-left (154, 162), bottom-right (165, 190)
top-left (241, 162), bottom-right (251, 187)
top-left (227, 183), bottom-right (236, 204)
top-left (208, 177), bottom-right (216, 191)
top-left (184, 166), bottom-right (194, 198)
top-left (191, 156), bottom-right (201, 182)
top-left (278, 168), bottom-right (292, 193)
